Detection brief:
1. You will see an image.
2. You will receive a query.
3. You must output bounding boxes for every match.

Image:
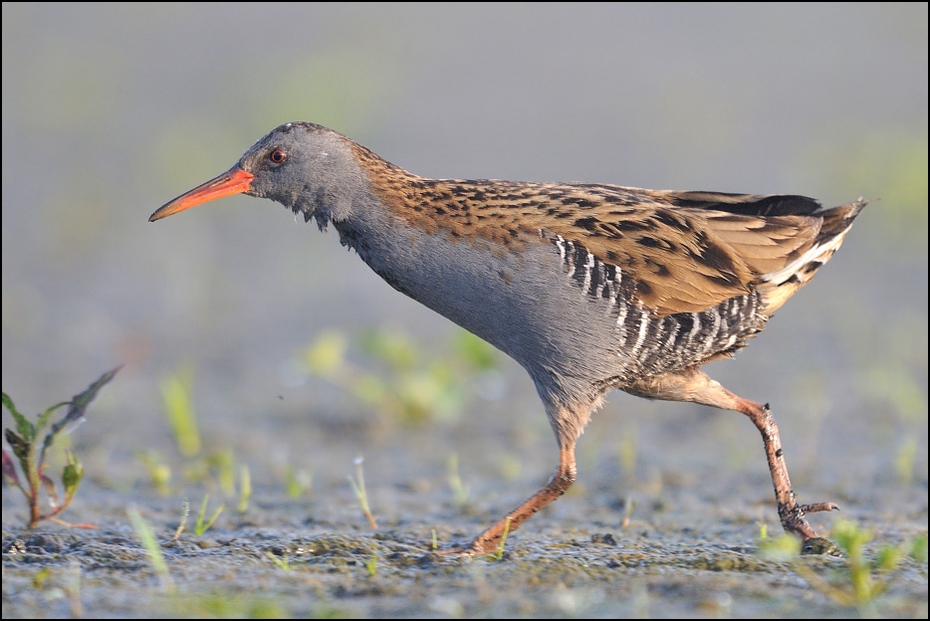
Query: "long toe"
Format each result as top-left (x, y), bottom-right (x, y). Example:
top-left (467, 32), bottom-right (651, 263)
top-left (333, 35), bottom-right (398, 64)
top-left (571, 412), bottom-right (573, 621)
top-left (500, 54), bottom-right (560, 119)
top-left (799, 501), bottom-right (840, 514)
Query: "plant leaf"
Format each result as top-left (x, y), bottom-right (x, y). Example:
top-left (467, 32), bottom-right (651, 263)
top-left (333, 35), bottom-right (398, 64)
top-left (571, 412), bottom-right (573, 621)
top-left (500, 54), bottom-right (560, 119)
top-left (39, 365), bottom-right (122, 465)
top-left (4, 428), bottom-right (31, 464)
top-left (2, 449), bottom-right (21, 486)
top-left (3, 392), bottom-right (36, 443)
top-left (62, 452), bottom-right (84, 501)
top-left (64, 365), bottom-right (123, 425)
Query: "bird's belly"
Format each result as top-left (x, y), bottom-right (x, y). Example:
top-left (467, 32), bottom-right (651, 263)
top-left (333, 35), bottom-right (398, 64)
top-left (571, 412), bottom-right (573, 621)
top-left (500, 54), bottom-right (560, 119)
top-left (347, 221), bottom-right (766, 399)
top-left (352, 225), bottom-right (626, 386)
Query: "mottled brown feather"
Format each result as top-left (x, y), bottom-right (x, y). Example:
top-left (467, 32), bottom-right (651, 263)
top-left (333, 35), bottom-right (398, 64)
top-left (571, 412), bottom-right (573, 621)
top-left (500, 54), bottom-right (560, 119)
top-left (350, 142), bottom-right (838, 316)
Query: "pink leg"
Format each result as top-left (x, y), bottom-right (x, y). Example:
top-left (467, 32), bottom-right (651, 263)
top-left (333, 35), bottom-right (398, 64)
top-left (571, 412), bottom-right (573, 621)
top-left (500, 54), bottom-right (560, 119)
top-left (625, 368), bottom-right (838, 539)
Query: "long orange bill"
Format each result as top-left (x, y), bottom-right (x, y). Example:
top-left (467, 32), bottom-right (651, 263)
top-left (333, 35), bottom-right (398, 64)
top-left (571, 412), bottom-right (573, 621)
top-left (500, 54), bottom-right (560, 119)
top-left (149, 167), bottom-right (255, 222)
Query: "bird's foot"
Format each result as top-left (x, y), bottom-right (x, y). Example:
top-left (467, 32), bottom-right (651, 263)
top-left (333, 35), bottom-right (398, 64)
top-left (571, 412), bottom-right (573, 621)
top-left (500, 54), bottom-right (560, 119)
top-left (779, 499), bottom-right (841, 555)
top-left (801, 536), bottom-right (842, 556)
top-left (433, 535), bottom-right (504, 558)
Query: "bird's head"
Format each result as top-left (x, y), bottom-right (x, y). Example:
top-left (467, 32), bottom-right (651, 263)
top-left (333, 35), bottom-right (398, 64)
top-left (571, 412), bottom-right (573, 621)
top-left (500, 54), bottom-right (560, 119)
top-left (149, 122), bottom-right (365, 225)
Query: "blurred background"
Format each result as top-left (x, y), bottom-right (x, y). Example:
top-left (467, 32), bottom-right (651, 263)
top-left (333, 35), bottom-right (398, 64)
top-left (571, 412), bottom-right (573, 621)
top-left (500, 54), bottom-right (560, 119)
top-left (2, 4), bottom-right (926, 522)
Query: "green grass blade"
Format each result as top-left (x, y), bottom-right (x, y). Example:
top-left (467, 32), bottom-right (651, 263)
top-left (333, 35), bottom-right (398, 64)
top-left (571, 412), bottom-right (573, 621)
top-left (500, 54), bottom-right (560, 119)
top-left (128, 506), bottom-right (174, 592)
top-left (160, 368), bottom-right (200, 457)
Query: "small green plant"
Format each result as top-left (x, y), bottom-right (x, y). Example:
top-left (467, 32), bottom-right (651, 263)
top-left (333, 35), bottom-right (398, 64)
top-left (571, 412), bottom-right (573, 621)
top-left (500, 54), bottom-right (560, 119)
top-left (348, 457), bottom-right (378, 529)
top-left (760, 520), bottom-right (928, 608)
top-left (237, 464), bottom-right (251, 513)
top-left (194, 494), bottom-right (224, 536)
top-left (30, 562), bottom-right (83, 617)
top-left (134, 450), bottom-right (172, 495)
top-left (447, 453), bottom-right (470, 509)
top-left (266, 551), bottom-right (292, 571)
top-left (207, 448), bottom-right (236, 496)
top-left (157, 368), bottom-right (252, 507)
top-left (170, 499), bottom-right (191, 544)
top-left (616, 421), bottom-right (638, 484)
top-left (32, 567), bottom-right (52, 589)
top-left (821, 520), bottom-right (905, 605)
top-left (487, 517), bottom-right (512, 561)
top-left (365, 551), bottom-right (378, 576)
top-left (893, 436), bottom-right (919, 484)
top-left (128, 505), bottom-right (175, 592)
top-left (300, 327), bottom-right (500, 427)
top-left (620, 496), bottom-right (635, 529)
top-left (3, 366), bottom-right (121, 528)
top-left (284, 466), bottom-right (312, 498)
top-left (160, 365), bottom-right (200, 457)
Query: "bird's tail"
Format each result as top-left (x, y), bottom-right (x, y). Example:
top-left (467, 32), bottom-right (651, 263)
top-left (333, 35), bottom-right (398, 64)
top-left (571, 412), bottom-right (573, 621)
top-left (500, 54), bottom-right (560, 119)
top-left (759, 199), bottom-right (867, 314)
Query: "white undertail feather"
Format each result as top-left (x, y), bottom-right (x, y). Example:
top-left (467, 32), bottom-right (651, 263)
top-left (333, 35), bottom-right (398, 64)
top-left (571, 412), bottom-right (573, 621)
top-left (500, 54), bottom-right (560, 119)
top-left (759, 201), bottom-right (863, 314)
top-left (761, 228), bottom-right (847, 286)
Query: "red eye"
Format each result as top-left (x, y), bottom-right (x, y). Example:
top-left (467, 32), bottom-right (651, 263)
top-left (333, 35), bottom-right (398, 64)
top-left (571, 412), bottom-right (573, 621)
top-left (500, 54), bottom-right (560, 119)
top-left (269, 149), bottom-right (287, 164)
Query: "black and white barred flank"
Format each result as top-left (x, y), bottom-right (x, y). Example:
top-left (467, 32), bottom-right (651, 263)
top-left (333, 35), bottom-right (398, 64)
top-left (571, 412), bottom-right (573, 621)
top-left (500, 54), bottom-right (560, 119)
top-left (549, 234), bottom-right (766, 377)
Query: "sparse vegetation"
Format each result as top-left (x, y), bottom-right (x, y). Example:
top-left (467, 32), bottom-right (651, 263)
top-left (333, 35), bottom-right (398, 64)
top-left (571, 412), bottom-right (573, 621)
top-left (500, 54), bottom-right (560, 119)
top-left (139, 364), bottom-right (253, 520)
top-left (284, 466), bottom-right (312, 498)
top-left (365, 551), bottom-right (378, 576)
top-left (160, 365), bottom-right (201, 457)
top-left (757, 519), bottom-right (769, 541)
top-left (266, 551), bottom-right (292, 571)
top-left (447, 453), bottom-right (470, 510)
top-left (487, 517), bottom-right (512, 561)
top-left (135, 450), bottom-right (173, 495)
top-left (348, 456), bottom-right (378, 529)
top-left (300, 327), bottom-right (501, 427)
top-left (194, 494), bottom-right (224, 536)
top-left (128, 505), bottom-right (175, 592)
top-left (170, 499), bottom-right (191, 544)
top-left (238, 464), bottom-right (252, 513)
top-left (760, 519), bottom-right (928, 610)
top-left (2, 366), bottom-right (121, 528)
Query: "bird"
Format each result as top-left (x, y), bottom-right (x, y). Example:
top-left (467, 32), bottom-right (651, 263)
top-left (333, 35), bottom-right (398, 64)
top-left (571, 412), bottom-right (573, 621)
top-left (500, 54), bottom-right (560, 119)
top-left (150, 121), bottom-right (865, 556)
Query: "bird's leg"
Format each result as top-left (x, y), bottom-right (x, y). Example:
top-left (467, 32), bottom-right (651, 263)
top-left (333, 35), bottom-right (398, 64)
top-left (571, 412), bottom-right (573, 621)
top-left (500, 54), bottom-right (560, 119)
top-left (731, 398), bottom-right (839, 538)
top-left (440, 442), bottom-right (578, 557)
top-left (625, 368), bottom-right (839, 540)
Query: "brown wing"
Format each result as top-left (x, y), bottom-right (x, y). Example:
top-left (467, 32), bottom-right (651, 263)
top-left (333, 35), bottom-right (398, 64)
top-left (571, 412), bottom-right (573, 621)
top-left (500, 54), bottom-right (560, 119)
top-left (352, 146), bottom-right (830, 316)
top-left (537, 193), bottom-right (824, 315)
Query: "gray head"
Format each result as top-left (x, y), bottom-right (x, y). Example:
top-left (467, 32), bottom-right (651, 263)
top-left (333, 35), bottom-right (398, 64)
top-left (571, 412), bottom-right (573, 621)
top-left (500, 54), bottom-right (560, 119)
top-left (149, 122), bottom-right (370, 226)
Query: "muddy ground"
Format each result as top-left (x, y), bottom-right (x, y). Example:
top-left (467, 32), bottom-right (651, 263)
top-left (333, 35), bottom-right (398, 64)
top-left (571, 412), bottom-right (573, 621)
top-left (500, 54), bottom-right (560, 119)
top-left (3, 294), bottom-right (928, 618)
